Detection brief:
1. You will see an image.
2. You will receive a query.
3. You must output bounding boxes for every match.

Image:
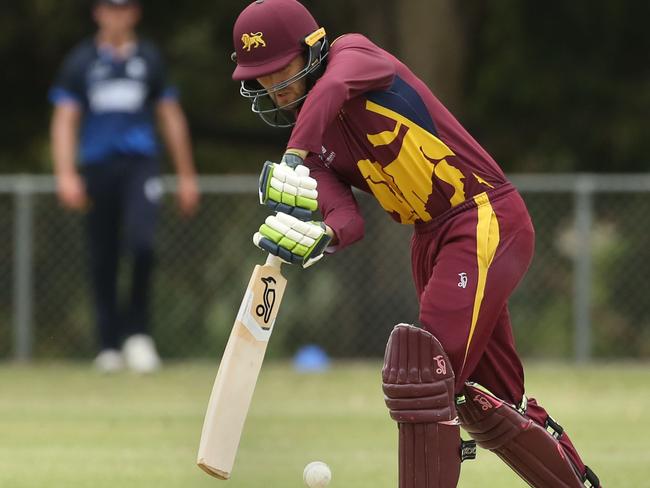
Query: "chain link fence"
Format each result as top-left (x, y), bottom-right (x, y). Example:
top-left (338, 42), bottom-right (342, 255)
top-left (2, 174), bottom-right (650, 361)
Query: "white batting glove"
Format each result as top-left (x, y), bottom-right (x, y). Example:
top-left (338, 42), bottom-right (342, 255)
top-left (258, 153), bottom-right (318, 221)
top-left (253, 212), bottom-right (331, 268)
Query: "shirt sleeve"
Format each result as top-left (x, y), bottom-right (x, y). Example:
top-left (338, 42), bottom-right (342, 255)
top-left (305, 155), bottom-right (365, 252)
top-left (49, 46), bottom-right (86, 106)
top-left (142, 40), bottom-right (178, 102)
top-left (288, 34), bottom-right (395, 154)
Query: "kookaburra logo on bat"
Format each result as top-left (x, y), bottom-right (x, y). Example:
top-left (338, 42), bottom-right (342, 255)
top-left (241, 32), bottom-right (266, 51)
top-left (256, 276), bottom-right (276, 328)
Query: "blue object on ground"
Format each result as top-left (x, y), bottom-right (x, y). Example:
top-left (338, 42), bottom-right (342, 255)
top-left (293, 344), bottom-right (330, 373)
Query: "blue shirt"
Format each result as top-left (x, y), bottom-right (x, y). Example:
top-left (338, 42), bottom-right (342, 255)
top-left (49, 38), bottom-right (177, 165)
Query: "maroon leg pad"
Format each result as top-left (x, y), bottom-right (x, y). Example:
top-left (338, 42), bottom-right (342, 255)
top-left (382, 324), bottom-right (461, 488)
top-left (457, 383), bottom-right (601, 488)
top-left (525, 398), bottom-right (588, 478)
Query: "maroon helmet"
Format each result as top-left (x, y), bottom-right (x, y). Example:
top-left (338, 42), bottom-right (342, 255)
top-left (231, 0), bottom-right (329, 127)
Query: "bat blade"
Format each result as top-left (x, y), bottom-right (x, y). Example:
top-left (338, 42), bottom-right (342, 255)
top-left (197, 256), bottom-right (286, 479)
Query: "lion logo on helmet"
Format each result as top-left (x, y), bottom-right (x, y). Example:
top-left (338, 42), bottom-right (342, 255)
top-left (241, 32), bottom-right (266, 51)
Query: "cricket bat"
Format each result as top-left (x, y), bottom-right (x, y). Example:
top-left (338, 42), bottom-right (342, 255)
top-left (197, 254), bottom-right (287, 479)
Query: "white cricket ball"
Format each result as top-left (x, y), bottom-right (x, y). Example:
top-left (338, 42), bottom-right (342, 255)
top-left (303, 461), bottom-right (332, 488)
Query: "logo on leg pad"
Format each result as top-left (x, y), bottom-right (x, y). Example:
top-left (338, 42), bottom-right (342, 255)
top-left (474, 394), bottom-right (493, 411)
top-left (433, 355), bottom-right (447, 375)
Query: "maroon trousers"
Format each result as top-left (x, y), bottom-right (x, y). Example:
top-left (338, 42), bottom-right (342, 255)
top-left (411, 184), bottom-right (586, 474)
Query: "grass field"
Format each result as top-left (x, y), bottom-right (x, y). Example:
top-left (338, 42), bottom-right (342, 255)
top-left (0, 360), bottom-right (647, 487)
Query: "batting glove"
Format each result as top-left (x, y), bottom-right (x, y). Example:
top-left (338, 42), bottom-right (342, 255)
top-left (253, 212), bottom-right (331, 268)
top-left (259, 152), bottom-right (318, 221)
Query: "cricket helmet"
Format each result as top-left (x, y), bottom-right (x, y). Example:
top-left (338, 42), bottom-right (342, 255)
top-left (231, 0), bottom-right (329, 127)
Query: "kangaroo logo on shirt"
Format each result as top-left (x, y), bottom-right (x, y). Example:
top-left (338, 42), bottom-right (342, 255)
top-left (242, 32), bottom-right (266, 51)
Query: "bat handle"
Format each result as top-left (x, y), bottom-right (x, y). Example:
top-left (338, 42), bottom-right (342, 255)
top-left (265, 254), bottom-right (283, 268)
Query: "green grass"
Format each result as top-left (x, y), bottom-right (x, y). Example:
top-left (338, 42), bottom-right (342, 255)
top-left (0, 360), bottom-right (647, 487)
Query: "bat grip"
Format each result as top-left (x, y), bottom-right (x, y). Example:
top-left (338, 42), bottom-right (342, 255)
top-left (265, 254), bottom-right (283, 268)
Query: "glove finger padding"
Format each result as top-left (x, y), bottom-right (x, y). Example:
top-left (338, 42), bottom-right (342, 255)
top-left (259, 158), bottom-right (318, 221)
top-left (253, 212), bottom-right (331, 268)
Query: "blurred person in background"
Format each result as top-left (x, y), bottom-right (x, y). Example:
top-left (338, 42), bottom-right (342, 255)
top-left (231, 0), bottom-right (601, 487)
top-left (49, 0), bottom-right (199, 373)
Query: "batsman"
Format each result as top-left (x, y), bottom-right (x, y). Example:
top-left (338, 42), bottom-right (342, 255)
top-left (231, 1), bottom-right (602, 486)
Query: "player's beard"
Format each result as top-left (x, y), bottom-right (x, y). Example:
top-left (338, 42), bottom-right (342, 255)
top-left (271, 82), bottom-right (306, 112)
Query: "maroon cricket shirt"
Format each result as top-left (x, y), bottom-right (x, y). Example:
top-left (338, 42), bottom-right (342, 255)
top-left (296, 34), bottom-right (509, 249)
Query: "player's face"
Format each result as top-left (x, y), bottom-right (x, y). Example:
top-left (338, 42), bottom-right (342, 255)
top-left (256, 55), bottom-right (307, 111)
top-left (94, 5), bottom-right (141, 35)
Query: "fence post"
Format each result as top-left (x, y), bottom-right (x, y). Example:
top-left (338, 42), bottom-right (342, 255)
top-left (13, 176), bottom-right (34, 361)
top-left (573, 176), bottom-right (594, 363)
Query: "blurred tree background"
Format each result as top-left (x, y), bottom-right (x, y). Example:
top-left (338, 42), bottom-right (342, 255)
top-left (0, 0), bottom-right (648, 175)
top-left (1, 1), bottom-right (649, 361)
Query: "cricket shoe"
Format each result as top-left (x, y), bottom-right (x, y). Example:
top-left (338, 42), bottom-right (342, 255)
top-left (122, 334), bottom-right (162, 374)
top-left (94, 349), bottom-right (124, 373)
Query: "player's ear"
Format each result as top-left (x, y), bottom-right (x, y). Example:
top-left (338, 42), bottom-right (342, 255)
top-left (231, 52), bottom-right (237, 63)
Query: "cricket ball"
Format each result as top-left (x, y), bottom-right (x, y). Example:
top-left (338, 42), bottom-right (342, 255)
top-left (303, 461), bottom-right (332, 487)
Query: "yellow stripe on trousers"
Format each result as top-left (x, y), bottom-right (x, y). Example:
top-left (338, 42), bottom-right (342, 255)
top-left (462, 192), bottom-right (501, 371)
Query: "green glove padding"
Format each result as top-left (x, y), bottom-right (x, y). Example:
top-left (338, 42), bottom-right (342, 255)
top-left (253, 212), bottom-right (331, 268)
top-left (258, 154), bottom-right (318, 221)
